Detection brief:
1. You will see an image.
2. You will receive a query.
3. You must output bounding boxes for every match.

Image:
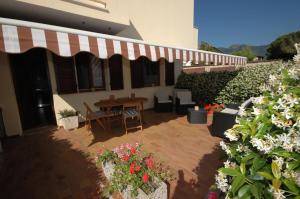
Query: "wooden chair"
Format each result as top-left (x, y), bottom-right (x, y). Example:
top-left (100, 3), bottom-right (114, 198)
top-left (83, 102), bottom-right (108, 131)
top-left (122, 101), bottom-right (143, 134)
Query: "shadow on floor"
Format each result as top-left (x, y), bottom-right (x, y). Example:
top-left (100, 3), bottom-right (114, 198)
top-left (88, 110), bottom-right (182, 146)
top-left (0, 129), bottom-right (105, 199)
top-left (172, 145), bottom-right (223, 199)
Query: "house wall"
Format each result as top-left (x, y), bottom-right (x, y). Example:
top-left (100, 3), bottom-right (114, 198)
top-left (117, 0), bottom-right (198, 49)
top-left (8, 0), bottom-right (198, 49)
top-left (0, 52), bottom-right (23, 136)
top-left (46, 51), bottom-right (176, 126)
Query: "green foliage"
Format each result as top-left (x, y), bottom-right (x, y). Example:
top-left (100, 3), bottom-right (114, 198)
top-left (232, 47), bottom-right (256, 61)
top-left (199, 41), bottom-right (223, 53)
top-left (175, 62), bottom-right (283, 104)
top-left (216, 62), bottom-right (283, 104)
top-left (267, 31), bottom-right (300, 60)
top-left (176, 70), bottom-right (239, 103)
top-left (58, 109), bottom-right (78, 118)
top-left (215, 64), bottom-right (300, 198)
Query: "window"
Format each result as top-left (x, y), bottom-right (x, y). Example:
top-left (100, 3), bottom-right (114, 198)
top-left (53, 52), bottom-right (105, 94)
top-left (130, 57), bottom-right (160, 88)
top-left (165, 60), bottom-right (174, 86)
top-left (75, 53), bottom-right (105, 91)
top-left (109, 55), bottom-right (124, 90)
top-left (53, 55), bottom-right (77, 94)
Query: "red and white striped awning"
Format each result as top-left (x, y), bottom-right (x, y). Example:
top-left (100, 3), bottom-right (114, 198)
top-left (0, 17), bottom-right (247, 65)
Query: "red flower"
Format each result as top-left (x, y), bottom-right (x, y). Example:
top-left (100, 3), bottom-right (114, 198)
top-left (130, 148), bottom-right (136, 155)
top-left (142, 173), bottom-right (149, 183)
top-left (145, 158), bottom-right (155, 169)
top-left (129, 163), bottom-right (136, 174)
top-left (122, 155), bottom-right (129, 161)
top-left (135, 165), bottom-right (141, 172)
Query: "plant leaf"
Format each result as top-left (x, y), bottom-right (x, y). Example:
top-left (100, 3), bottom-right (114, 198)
top-left (272, 179), bottom-right (282, 191)
top-left (250, 183), bottom-right (261, 199)
top-left (219, 168), bottom-right (241, 176)
top-left (257, 172), bottom-right (274, 180)
top-left (240, 162), bottom-right (246, 175)
top-left (282, 179), bottom-right (300, 194)
top-left (238, 185), bottom-right (251, 198)
top-left (231, 175), bottom-right (246, 195)
top-left (271, 161), bottom-right (281, 179)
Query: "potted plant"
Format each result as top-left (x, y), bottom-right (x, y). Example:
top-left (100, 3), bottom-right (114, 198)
top-left (96, 143), bottom-right (173, 199)
top-left (58, 109), bottom-right (79, 130)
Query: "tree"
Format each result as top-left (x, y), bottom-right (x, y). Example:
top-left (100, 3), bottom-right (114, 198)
top-left (267, 31), bottom-right (300, 60)
top-left (199, 41), bottom-right (223, 53)
top-left (232, 47), bottom-right (256, 61)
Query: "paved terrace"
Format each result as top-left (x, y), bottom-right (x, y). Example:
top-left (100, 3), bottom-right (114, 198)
top-left (0, 111), bottom-right (222, 199)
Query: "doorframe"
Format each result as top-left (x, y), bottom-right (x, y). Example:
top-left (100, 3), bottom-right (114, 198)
top-left (8, 48), bottom-right (57, 131)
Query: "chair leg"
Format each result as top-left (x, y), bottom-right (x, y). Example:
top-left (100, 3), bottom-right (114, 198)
top-left (139, 116), bottom-right (143, 131)
top-left (95, 118), bottom-right (106, 130)
top-left (123, 117), bottom-right (128, 134)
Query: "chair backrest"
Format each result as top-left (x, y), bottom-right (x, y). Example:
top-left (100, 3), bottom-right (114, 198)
top-left (155, 91), bottom-right (169, 101)
top-left (123, 101), bottom-right (141, 112)
top-left (177, 91), bottom-right (192, 102)
top-left (83, 102), bottom-right (94, 118)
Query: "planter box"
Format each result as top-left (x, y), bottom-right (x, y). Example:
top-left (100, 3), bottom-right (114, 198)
top-left (61, 116), bottom-right (78, 130)
top-left (102, 161), bottom-right (167, 199)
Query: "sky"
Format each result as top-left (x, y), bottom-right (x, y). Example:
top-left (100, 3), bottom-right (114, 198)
top-left (194, 0), bottom-right (300, 48)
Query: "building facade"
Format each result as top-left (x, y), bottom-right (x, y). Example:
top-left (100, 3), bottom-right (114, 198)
top-left (0, 0), bottom-right (246, 136)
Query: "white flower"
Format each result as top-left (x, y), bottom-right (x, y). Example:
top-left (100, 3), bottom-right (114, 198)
top-left (236, 144), bottom-right (250, 153)
top-left (288, 68), bottom-right (299, 80)
top-left (276, 133), bottom-right (293, 152)
top-left (215, 171), bottom-right (229, 192)
top-left (238, 107), bottom-right (246, 116)
top-left (250, 137), bottom-right (274, 153)
top-left (295, 171), bottom-right (300, 187)
top-left (224, 129), bottom-right (239, 141)
top-left (220, 141), bottom-right (231, 155)
top-left (282, 108), bottom-right (293, 120)
top-left (252, 107), bottom-right (262, 116)
top-left (224, 160), bottom-right (237, 169)
top-left (253, 96), bottom-right (265, 104)
top-left (273, 157), bottom-right (284, 170)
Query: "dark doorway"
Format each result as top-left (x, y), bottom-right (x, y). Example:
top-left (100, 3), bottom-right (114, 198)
top-left (9, 48), bottom-right (56, 130)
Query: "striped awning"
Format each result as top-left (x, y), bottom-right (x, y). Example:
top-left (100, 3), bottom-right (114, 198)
top-left (0, 18), bottom-right (247, 65)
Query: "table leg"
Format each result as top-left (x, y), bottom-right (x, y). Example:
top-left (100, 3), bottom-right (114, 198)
top-left (141, 102), bottom-right (145, 123)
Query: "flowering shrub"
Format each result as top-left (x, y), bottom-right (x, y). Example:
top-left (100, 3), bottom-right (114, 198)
top-left (97, 143), bottom-right (173, 198)
top-left (215, 64), bottom-right (300, 199)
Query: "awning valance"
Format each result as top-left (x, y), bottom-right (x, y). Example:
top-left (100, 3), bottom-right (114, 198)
top-left (0, 17), bottom-right (247, 65)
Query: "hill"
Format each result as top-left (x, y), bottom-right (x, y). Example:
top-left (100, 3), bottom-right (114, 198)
top-left (219, 44), bottom-right (269, 57)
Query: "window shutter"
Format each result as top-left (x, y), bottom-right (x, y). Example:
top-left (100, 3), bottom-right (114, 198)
top-left (165, 60), bottom-right (174, 86)
top-left (53, 54), bottom-right (77, 94)
top-left (109, 55), bottom-right (124, 90)
top-left (130, 58), bottom-right (144, 88)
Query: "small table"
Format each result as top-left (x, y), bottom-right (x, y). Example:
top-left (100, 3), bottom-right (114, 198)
top-left (187, 108), bottom-right (207, 124)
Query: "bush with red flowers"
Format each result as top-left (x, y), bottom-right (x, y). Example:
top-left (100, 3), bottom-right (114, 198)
top-left (97, 143), bottom-right (173, 198)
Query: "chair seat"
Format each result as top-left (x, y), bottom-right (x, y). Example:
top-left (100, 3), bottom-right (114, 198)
top-left (221, 108), bottom-right (238, 115)
top-left (88, 110), bottom-right (106, 119)
top-left (124, 109), bottom-right (140, 118)
top-left (180, 101), bottom-right (196, 105)
top-left (158, 99), bottom-right (172, 104)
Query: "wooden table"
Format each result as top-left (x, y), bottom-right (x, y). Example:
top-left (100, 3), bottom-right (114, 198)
top-left (94, 97), bottom-right (148, 122)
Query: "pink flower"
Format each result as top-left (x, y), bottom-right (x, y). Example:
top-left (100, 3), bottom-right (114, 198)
top-left (134, 165), bottom-right (141, 172)
top-left (142, 173), bottom-right (149, 183)
top-left (145, 158), bottom-right (155, 169)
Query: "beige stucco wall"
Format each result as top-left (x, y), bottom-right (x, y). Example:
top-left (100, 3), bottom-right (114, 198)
top-left (47, 52), bottom-right (176, 126)
top-left (14, 0), bottom-right (198, 49)
top-left (0, 52), bottom-right (23, 136)
top-left (117, 0), bottom-right (198, 49)
top-left (16, 0), bottom-right (130, 27)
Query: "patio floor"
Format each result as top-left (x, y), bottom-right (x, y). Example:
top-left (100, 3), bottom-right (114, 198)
top-left (0, 110), bottom-right (223, 199)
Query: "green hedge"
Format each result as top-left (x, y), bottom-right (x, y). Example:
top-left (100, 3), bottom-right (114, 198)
top-left (176, 70), bottom-right (239, 103)
top-left (175, 62), bottom-right (283, 104)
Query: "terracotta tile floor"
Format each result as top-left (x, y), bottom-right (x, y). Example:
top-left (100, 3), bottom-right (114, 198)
top-left (0, 111), bottom-right (223, 199)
